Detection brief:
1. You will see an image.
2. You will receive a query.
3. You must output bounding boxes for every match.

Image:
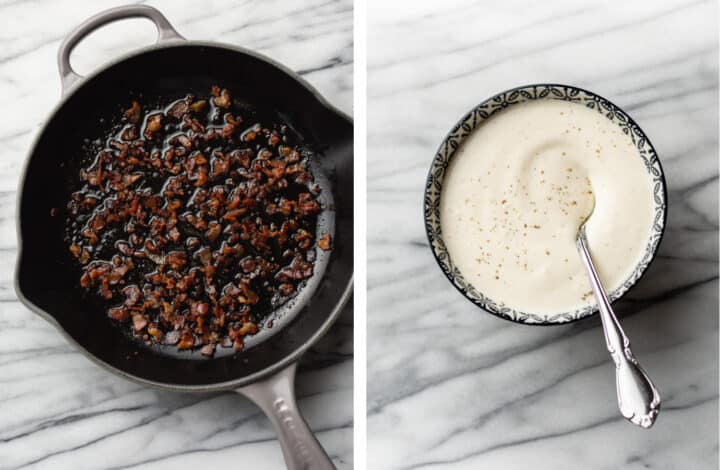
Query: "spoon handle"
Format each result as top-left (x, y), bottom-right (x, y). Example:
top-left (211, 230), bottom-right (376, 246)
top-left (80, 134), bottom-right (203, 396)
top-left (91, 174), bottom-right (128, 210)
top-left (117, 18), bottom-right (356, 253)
top-left (576, 232), bottom-right (661, 428)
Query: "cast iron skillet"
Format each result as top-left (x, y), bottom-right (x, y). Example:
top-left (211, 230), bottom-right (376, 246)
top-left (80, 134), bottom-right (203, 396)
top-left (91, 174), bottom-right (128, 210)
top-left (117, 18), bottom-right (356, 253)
top-left (14, 6), bottom-right (352, 470)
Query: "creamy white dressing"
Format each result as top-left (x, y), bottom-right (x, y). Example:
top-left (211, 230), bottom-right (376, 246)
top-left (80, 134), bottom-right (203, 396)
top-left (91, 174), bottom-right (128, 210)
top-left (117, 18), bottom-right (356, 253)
top-left (440, 99), bottom-right (655, 316)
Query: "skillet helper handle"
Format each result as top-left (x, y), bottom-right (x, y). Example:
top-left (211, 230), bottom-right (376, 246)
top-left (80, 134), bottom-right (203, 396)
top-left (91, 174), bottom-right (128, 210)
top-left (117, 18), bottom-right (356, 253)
top-left (57, 5), bottom-right (184, 94)
top-left (237, 363), bottom-right (336, 470)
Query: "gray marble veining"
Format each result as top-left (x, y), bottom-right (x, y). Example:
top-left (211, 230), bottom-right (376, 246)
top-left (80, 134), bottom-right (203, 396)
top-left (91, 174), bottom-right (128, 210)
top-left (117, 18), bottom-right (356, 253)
top-left (0, 0), bottom-right (353, 468)
top-left (367, 0), bottom-right (718, 468)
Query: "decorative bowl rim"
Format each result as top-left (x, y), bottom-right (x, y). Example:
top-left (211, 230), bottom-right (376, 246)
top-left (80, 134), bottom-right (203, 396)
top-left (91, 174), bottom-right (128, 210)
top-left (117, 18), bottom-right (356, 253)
top-left (423, 83), bottom-right (668, 326)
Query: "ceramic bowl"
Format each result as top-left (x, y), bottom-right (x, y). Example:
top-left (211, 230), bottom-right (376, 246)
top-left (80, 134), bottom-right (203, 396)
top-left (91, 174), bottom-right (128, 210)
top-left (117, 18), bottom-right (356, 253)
top-left (423, 84), bottom-right (667, 325)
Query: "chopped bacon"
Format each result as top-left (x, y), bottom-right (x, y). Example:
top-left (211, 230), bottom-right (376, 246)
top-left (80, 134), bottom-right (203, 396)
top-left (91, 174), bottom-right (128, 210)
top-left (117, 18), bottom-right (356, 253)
top-left (212, 88), bottom-right (232, 108)
top-left (317, 233), bottom-right (332, 251)
top-left (65, 85), bottom-right (324, 357)
top-left (144, 113), bottom-right (163, 139)
top-left (190, 100), bottom-right (208, 112)
top-left (167, 99), bottom-right (189, 119)
top-left (125, 100), bottom-right (141, 123)
top-left (121, 125), bottom-right (138, 141)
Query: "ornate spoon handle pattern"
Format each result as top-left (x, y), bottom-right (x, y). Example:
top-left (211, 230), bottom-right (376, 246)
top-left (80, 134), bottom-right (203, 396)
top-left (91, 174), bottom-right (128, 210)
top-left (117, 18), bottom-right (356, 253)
top-left (576, 227), bottom-right (661, 428)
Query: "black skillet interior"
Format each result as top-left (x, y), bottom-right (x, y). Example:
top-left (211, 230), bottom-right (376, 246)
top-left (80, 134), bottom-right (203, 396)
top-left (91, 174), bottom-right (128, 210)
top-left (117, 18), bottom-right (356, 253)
top-left (16, 44), bottom-right (353, 387)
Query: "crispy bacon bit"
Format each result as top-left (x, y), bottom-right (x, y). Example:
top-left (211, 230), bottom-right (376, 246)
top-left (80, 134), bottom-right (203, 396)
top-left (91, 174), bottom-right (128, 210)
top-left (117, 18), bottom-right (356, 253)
top-left (144, 113), bottom-right (163, 139)
top-left (317, 233), bottom-right (332, 251)
top-left (132, 314), bottom-right (148, 332)
top-left (237, 281), bottom-right (259, 305)
top-left (65, 85), bottom-right (324, 357)
top-left (277, 256), bottom-right (314, 282)
top-left (190, 100), bottom-right (208, 112)
top-left (196, 302), bottom-right (210, 316)
top-left (125, 100), bottom-right (141, 123)
top-left (163, 330), bottom-right (180, 345)
top-left (177, 332), bottom-right (195, 350)
top-left (292, 229), bottom-right (313, 250)
top-left (223, 208), bottom-right (247, 222)
top-left (166, 251), bottom-right (188, 270)
top-left (121, 125), bottom-right (138, 141)
top-left (238, 322), bottom-right (258, 336)
top-left (240, 257), bottom-right (256, 273)
top-left (279, 283), bottom-right (295, 296)
top-left (109, 306), bottom-right (130, 321)
top-left (123, 285), bottom-right (141, 306)
top-left (167, 99), bottom-right (189, 119)
top-left (205, 222), bottom-right (222, 242)
top-left (212, 88), bottom-right (232, 108)
top-left (221, 114), bottom-right (243, 138)
top-left (168, 226), bottom-right (181, 243)
top-left (122, 173), bottom-right (142, 186)
top-left (242, 129), bottom-right (257, 142)
top-left (176, 134), bottom-right (192, 149)
top-left (201, 343), bottom-right (216, 356)
top-left (147, 324), bottom-right (163, 341)
top-left (297, 192), bottom-right (321, 216)
top-left (231, 149), bottom-right (253, 168)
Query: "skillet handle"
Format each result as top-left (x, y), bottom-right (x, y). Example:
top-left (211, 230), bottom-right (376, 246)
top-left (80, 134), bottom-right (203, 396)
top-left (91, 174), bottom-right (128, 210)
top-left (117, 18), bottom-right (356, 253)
top-left (57, 5), bottom-right (184, 94)
top-left (236, 363), bottom-right (336, 470)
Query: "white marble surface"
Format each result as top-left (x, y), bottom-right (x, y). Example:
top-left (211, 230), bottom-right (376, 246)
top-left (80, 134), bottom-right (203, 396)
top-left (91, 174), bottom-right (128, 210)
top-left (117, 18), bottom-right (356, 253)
top-left (367, 1), bottom-right (718, 469)
top-left (0, 0), bottom-right (352, 469)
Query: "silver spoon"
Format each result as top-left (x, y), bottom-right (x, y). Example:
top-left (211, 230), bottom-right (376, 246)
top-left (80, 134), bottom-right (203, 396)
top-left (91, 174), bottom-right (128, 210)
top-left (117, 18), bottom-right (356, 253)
top-left (576, 219), bottom-right (661, 428)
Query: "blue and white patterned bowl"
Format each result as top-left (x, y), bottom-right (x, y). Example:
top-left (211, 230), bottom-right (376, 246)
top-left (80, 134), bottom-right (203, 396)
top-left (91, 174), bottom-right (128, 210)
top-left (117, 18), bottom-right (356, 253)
top-left (423, 84), bottom-right (667, 325)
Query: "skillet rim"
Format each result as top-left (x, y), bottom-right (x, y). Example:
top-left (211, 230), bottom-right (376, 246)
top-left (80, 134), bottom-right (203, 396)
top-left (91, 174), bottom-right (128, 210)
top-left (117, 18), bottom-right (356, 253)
top-left (14, 39), bottom-right (354, 391)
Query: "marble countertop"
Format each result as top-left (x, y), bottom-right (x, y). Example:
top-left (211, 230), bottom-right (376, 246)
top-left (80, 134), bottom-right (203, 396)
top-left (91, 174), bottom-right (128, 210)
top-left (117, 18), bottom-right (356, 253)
top-left (0, 0), bottom-right (353, 469)
top-left (367, 0), bottom-right (718, 469)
